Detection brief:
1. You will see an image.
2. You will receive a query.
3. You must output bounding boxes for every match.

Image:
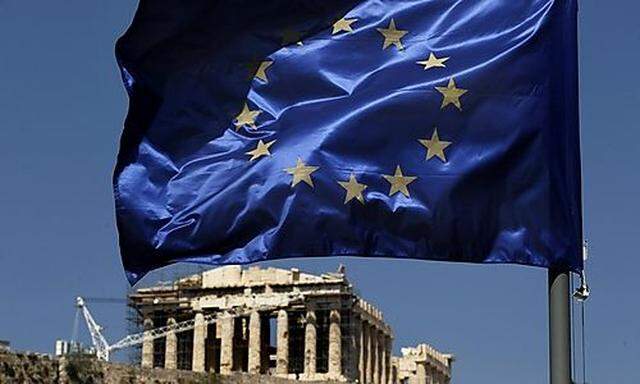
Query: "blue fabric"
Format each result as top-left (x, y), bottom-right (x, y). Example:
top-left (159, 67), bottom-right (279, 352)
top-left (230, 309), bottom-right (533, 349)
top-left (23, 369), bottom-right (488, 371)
top-left (115, 0), bottom-right (582, 284)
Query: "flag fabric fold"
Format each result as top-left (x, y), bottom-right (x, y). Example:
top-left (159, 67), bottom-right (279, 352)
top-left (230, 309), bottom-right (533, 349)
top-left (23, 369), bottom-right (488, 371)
top-left (115, 0), bottom-right (582, 284)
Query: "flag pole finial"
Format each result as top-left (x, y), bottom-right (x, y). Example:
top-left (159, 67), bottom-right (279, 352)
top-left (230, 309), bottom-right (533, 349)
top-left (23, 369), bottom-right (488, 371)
top-left (573, 241), bottom-right (590, 302)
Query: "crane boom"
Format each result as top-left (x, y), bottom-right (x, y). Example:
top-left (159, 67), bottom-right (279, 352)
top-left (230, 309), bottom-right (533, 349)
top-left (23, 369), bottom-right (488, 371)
top-left (76, 297), bottom-right (110, 361)
top-left (109, 313), bottom-right (217, 351)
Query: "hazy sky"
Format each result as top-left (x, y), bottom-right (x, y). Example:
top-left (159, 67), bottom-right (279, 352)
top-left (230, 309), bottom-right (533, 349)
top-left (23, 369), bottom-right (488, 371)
top-left (1, 1), bottom-right (638, 383)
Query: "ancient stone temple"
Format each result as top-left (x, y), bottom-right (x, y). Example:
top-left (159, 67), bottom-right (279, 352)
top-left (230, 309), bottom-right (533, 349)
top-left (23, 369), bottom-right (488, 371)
top-left (392, 344), bottom-right (453, 384)
top-left (129, 265), bottom-right (452, 383)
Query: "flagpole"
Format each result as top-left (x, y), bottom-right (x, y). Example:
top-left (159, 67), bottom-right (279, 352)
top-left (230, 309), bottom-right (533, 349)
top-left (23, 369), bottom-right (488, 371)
top-left (548, 268), bottom-right (572, 384)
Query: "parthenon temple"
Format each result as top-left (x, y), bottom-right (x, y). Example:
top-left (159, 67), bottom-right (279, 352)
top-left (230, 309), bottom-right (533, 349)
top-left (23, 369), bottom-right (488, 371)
top-left (129, 265), bottom-right (453, 383)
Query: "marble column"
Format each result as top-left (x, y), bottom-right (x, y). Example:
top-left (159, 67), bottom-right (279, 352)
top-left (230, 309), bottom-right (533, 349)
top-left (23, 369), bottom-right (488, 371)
top-left (192, 312), bottom-right (207, 372)
top-left (379, 333), bottom-right (386, 384)
top-left (385, 336), bottom-right (392, 384)
top-left (372, 328), bottom-right (379, 384)
top-left (416, 362), bottom-right (427, 384)
top-left (248, 311), bottom-right (262, 374)
top-left (141, 317), bottom-right (154, 368)
top-left (356, 317), bottom-right (364, 384)
top-left (304, 310), bottom-right (317, 377)
top-left (276, 310), bottom-right (289, 375)
top-left (328, 309), bottom-right (342, 378)
top-left (164, 318), bottom-right (177, 370)
top-left (366, 323), bottom-right (373, 384)
top-left (219, 315), bottom-right (234, 374)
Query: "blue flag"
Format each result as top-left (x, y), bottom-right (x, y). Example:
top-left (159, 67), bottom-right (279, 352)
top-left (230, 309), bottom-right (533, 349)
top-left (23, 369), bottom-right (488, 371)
top-left (115, 0), bottom-right (582, 284)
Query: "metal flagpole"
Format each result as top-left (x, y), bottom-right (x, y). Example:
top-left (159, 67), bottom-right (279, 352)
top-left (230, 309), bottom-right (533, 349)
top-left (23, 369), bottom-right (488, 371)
top-left (548, 269), bottom-right (572, 384)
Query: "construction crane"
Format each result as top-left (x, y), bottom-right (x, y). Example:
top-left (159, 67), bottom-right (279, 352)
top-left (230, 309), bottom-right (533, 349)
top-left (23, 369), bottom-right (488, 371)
top-left (74, 294), bottom-right (303, 361)
top-left (75, 297), bottom-right (111, 360)
top-left (75, 296), bottom-right (219, 362)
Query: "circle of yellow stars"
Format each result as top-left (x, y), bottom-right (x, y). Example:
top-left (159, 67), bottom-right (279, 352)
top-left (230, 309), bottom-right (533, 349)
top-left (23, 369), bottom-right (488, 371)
top-left (234, 14), bottom-right (469, 205)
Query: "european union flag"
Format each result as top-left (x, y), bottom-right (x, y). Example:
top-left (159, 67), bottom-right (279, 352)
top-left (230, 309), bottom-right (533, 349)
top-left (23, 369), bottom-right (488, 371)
top-left (115, 0), bottom-right (582, 284)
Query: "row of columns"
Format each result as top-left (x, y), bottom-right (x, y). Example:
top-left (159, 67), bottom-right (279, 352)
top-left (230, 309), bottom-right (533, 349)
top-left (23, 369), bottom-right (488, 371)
top-left (302, 309), bottom-right (343, 379)
top-left (358, 319), bottom-right (392, 384)
top-left (141, 307), bottom-right (345, 379)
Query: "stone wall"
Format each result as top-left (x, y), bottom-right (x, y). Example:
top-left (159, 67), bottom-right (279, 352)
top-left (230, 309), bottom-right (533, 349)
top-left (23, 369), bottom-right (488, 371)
top-left (0, 351), bottom-right (348, 384)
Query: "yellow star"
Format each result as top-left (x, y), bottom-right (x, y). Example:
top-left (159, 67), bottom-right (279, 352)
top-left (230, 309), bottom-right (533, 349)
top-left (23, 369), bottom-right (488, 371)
top-left (332, 17), bottom-right (357, 35)
top-left (419, 128), bottom-right (452, 163)
top-left (382, 166), bottom-right (417, 197)
top-left (282, 29), bottom-right (304, 46)
top-left (254, 60), bottom-right (273, 83)
top-left (234, 103), bottom-right (261, 130)
top-left (416, 52), bottom-right (449, 70)
top-left (377, 19), bottom-right (408, 50)
top-left (338, 174), bottom-right (367, 204)
top-left (435, 78), bottom-right (468, 110)
top-left (284, 158), bottom-right (319, 188)
top-left (246, 139), bottom-right (276, 161)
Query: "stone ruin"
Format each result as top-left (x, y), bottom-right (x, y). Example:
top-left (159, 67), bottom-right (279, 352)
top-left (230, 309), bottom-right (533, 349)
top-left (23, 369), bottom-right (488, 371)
top-left (129, 265), bottom-right (453, 384)
top-left (393, 344), bottom-right (453, 384)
